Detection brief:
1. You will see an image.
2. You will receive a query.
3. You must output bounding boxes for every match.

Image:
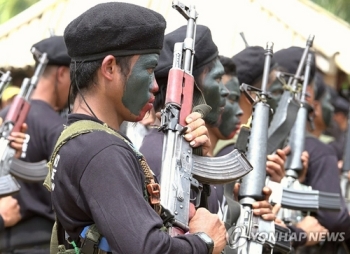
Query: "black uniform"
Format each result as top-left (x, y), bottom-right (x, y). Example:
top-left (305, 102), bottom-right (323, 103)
top-left (140, 128), bottom-right (221, 214)
top-left (0, 100), bottom-right (65, 252)
top-left (301, 135), bottom-right (350, 253)
top-left (52, 114), bottom-right (207, 254)
top-left (217, 136), bottom-right (350, 251)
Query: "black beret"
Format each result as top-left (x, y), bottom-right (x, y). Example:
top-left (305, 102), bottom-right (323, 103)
top-left (231, 46), bottom-right (276, 86)
top-left (64, 2), bottom-right (166, 62)
top-left (155, 25), bottom-right (218, 81)
top-left (274, 46), bottom-right (316, 84)
top-left (219, 55), bottom-right (236, 75)
top-left (32, 36), bottom-right (70, 66)
top-left (333, 95), bottom-right (349, 114)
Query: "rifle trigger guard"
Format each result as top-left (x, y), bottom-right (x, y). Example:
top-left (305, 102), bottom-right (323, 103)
top-left (190, 177), bottom-right (202, 207)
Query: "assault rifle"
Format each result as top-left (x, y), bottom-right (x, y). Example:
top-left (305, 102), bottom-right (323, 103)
top-left (0, 47), bottom-right (49, 197)
top-left (268, 53), bottom-right (341, 223)
top-left (239, 32), bottom-right (249, 48)
top-left (0, 71), bottom-right (12, 99)
top-left (226, 42), bottom-right (291, 253)
top-left (159, 0), bottom-right (253, 236)
top-left (267, 35), bottom-right (314, 155)
top-left (340, 106), bottom-right (350, 210)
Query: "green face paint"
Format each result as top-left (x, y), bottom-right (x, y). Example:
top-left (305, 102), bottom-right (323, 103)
top-left (201, 59), bottom-right (227, 126)
top-left (122, 54), bottom-right (159, 121)
top-left (268, 77), bottom-right (284, 102)
top-left (218, 76), bottom-right (242, 138)
top-left (320, 91), bottom-right (334, 127)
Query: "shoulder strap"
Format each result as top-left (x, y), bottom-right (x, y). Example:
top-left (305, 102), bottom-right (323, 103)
top-left (44, 120), bottom-right (129, 191)
top-left (44, 119), bottom-right (161, 206)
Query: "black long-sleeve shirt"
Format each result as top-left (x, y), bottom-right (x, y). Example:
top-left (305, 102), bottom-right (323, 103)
top-left (0, 100), bottom-right (64, 242)
top-left (303, 136), bottom-right (350, 252)
top-left (51, 114), bottom-right (207, 254)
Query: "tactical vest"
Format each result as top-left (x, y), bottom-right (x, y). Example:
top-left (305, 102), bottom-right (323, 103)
top-left (43, 120), bottom-right (162, 254)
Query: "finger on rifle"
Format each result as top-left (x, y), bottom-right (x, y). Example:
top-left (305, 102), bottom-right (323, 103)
top-left (272, 203), bottom-right (281, 215)
top-left (8, 135), bottom-right (25, 144)
top-left (233, 182), bottom-right (240, 201)
top-left (275, 148), bottom-right (287, 162)
top-left (266, 163), bottom-right (284, 183)
top-left (20, 123), bottom-right (28, 134)
top-left (254, 208), bottom-right (274, 219)
top-left (11, 143), bottom-right (22, 155)
top-left (155, 112), bottom-right (161, 121)
top-left (184, 125), bottom-right (207, 147)
top-left (267, 154), bottom-right (284, 168)
top-left (252, 200), bottom-right (272, 210)
top-left (262, 186), bottom-right (272, 201)
top-left (261, 213), bottom-right (276, 221)
top-left (282, 145), bottom-right (291, 156)
top-left (185, 112), bottom-right (202, 125)
top-left (189, 203), bottom-right (196, 221)
top-left (9, 131), bottom-right (26, 139)
top-left (184, 118), bottom-right (205, 136)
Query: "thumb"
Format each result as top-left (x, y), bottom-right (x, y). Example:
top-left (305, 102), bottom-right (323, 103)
top-left (155, 112), bottom-right (161, 121)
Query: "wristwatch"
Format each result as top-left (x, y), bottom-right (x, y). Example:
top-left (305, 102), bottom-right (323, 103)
top-left (194, 232), bottom-right (214, 254)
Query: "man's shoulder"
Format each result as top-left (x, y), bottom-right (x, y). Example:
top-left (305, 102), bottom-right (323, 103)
top-left (305, 135), bottom-right (336, 159)
top-left (29, 100), bottom-right (65, 122)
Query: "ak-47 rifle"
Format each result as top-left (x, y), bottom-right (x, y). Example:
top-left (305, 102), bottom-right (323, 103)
top-left (340, 106), bottom-right (350, 210)
top-left (0, 47), bottom-right (49, 197)
top-left (0, 71), bottom-right (12, 99)
top-left (267, 54), bottom-right (341, 223)
top-left (159, 0), bottom-right (253, 236)
top-left (226, 42), bottom-right (291, 254)
top-left (267, 35), bottom-right (314, 155)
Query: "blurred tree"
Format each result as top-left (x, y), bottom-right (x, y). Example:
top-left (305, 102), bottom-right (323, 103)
top-left (311, 0), bottom-right (350, 24)
top-left (0, 0), bottom-right (40, 24)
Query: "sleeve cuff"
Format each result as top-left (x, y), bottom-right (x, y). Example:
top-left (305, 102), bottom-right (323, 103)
top-left (288, 225), bottom-right (307, 248)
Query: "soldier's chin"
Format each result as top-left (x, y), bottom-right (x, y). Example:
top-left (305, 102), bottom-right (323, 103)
top-left (135, 104), bottom-right (153, 121)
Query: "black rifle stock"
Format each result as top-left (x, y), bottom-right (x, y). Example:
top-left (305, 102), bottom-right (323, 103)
top-left (267, 35), bottom-right (315, 155)
top-left (226, 43), bottom-right (291, 253)
top-left (340, 106), bottom-right (350, 209)
top-left (0, 48), bottom-right (48, 197)
top-left (0, 71), bottom-right (12, 99)
top-left (268, 54), bottom-right (341, 223)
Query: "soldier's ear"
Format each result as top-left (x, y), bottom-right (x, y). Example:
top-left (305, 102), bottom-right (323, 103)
top-left (101, 55), bottom-right (116, 80)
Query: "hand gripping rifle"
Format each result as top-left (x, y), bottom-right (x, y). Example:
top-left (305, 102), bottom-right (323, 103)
top-left (226, 43), bottom-right (291, 254)
top-left (267, 54), bottom-right (341, 224)
top-left (0, 71), bottom-right (12, 99)
top-left (0, 47), bottom-right (49, 197)
top-left (340, 106), bottom-right (350, 210)
top-left (159, 1), bottom-right (252, 236)
top-left (267, 35), bottom-right (314, 155)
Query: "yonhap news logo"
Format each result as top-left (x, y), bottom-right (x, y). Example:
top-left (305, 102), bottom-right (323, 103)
top-left (227, 226), bottom-right (345, 249)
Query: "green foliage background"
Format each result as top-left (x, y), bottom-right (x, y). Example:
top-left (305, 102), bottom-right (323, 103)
top-left (0, 0), bottom-right (40, 25)
top-left (311, 0), bottom-right (350, 24)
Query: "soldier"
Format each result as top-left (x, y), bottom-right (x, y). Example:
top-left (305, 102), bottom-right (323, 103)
top-left (0, 36), bottom-right (71, 253)
top-left (274, 46), bottom-right (350, 253)
top-left (48, 3), bottom-right (228, 254)
top-left (140, 27), bottom-right (275, 218)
